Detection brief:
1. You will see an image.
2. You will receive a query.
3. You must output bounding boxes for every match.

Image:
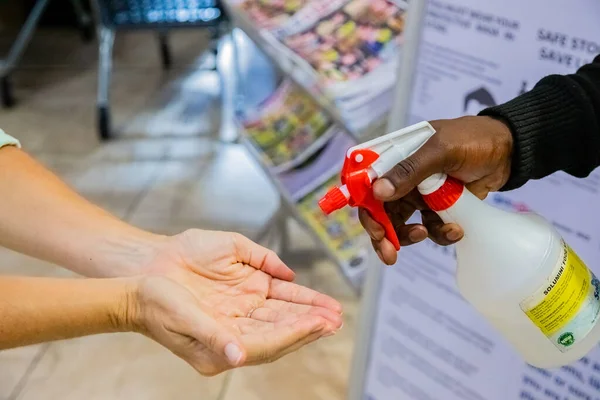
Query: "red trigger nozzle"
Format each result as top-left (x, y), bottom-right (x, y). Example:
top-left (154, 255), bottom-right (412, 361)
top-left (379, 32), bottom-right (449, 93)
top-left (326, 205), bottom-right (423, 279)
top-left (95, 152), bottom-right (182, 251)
top-left (319, 186), bottom-right (348, 215)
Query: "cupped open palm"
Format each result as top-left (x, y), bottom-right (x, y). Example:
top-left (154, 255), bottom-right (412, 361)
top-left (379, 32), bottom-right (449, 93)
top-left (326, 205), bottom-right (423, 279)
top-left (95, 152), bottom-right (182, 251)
top-left (141, 229), bottom-right (343, 376)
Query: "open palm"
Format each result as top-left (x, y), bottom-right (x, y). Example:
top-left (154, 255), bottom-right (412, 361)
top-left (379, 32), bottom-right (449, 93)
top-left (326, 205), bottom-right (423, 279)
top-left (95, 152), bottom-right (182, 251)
top-left (142, 229), bottom-right (343, 376)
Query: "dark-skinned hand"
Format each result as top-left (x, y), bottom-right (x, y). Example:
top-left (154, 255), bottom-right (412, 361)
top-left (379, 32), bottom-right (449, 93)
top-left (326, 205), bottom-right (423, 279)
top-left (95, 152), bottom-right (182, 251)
top-left (359, 116), bottom-right (514, 265)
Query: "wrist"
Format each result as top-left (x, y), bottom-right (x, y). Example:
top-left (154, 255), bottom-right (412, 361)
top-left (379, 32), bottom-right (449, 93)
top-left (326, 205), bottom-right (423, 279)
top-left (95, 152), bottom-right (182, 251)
top-left (476, 113), bottom-right (518, 190)
top-left (109, 277), bottom-right (142, 333)
top-left (480, 114), bottom-right (514, 167)
top-left (479, 79), bottom-right (600, 190)
top-left (92, 229), bottom-right (170, 278)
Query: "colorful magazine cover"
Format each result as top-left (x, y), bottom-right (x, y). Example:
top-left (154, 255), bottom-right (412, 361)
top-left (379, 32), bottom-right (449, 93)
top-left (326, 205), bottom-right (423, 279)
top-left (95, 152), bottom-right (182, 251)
top-left (234, 0), bottom-right (312, 31)
top-left (242, 80), bottom-right (334, 170)
top-left (282, 0), bottom-right (406, 86)
top-left (297, 174), bottom-right (369, 269)
top-left (276, 128), bottom-right (354, 200)
top-left (273, 0), bottom-right (349, 38)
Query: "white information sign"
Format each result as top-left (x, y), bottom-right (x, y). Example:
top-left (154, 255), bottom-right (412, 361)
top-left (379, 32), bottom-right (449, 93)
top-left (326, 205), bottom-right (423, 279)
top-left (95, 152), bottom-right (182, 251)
top-left (361, 1), bottom-right (600, 399)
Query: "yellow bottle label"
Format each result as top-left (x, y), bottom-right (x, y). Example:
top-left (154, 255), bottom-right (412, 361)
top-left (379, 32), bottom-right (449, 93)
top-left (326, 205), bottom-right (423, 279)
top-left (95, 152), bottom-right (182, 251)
top-left (520, 241), bottom-right (600, 352)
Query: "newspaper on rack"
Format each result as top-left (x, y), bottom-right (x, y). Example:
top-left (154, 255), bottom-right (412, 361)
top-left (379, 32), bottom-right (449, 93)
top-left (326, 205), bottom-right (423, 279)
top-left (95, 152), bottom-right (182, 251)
top-left (277, 0), bottom-right (407, 133)
top-left (231, 0), bottom-right (334, 33)
top-left (280, 0), bottom-right (406, 97)
top-left (241, 79), bottom-right (339, 173)
top-left (228, 0), bottom-right (407, 136)
top-left (276, 127), bottom-right (354, 201)
top-left (271, 0), bottom-right (350, 38)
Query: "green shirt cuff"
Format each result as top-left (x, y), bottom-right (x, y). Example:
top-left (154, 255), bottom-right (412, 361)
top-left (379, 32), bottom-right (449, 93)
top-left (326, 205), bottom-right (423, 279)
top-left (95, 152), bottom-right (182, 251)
top-left (0, 129), bottom-right (21, 149)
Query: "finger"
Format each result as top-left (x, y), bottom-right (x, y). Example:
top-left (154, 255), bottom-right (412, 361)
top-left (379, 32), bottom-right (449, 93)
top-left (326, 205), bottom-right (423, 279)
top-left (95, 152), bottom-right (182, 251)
top-left (384, 193), bottom-right (426, 243)
top-left (176, 301), bottom-right (247, 367)
top-left (377, 237), bottom-right (398, 265)
top-left (242, 315), bottom-right (327, 364)
top-left (268, 279), bottom-right (343, 314)
top-left (373, 139), bottom-right (447, 201)
top-left (396, 224), bottom-right (428, 246)
top-left (179, 339), bottom-right (233, 377)
top-left (251, 299), bottom-right (343, 330)
top-left (236, 318), bottom-right (328, 363)
top-left (236, 309), bottom-right (339, 338)
top-left (245, 330), bottom-right (324, 367)
top-left (232, 233), bottom-right (295, 281)
top-left (370, 238), bottom-right (384, 263)
top-left (359, 208), bottom-right (385, 241)
top-left (384, 190), bottom-right (428, 214)
top-left (465, 181), bottom-right (491, 200)
top-left (421, 210), bottom-right (463, 245)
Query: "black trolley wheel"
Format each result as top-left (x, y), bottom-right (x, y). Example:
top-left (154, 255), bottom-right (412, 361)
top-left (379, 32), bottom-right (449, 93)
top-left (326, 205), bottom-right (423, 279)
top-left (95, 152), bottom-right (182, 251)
top-left (80, 23), bottom-right (95, 43)
top-left (159, 34), bottom-right (172, 70)
top-left (1, 76), bottom-right (15, 108)
top-left (98, 105), bottom-right (112, 141)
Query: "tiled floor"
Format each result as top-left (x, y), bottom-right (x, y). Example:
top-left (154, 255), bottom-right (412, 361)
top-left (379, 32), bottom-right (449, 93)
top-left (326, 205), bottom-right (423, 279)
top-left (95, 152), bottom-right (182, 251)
top-left (0, 28), bottom-right (358, 399)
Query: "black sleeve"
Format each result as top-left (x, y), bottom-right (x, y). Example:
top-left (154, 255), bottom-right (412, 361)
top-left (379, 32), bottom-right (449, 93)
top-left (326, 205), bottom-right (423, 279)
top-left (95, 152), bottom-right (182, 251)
top-left (479, 55), bottom-right (600, 191)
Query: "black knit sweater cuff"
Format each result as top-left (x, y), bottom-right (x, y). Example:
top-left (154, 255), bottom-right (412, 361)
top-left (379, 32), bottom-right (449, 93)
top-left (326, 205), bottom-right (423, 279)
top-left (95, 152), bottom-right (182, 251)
top-left (480, 78), bottom-right (600, 191)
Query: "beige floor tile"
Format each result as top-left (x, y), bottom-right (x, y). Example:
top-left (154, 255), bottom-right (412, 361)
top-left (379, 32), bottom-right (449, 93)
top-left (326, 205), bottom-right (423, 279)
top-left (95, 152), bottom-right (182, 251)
top-left (221, 344), bottom-right (345, 400)
top-left (0, 30), bottom-right (86, 69)
top-left (1, 69), bottom-right (167, 154)
top-left (23, 153), bottom-right (161, 220)
top-left (62, 160), bottom-right (161, 219)
top-left (222, 296), bottom-right (358, 400)
top-left (0, 248), bottom-right (74, 278)
top-left (1, 65), bottom-right (214, 154)
top-left (0, 344), bottom-right (47, 399)
top-left (129, 145), bottom-right (278, 235)
top-left (122, 70), bottom-right (221, 140)
top-left (0, 29), bottom-right (210, 70)
top-left (15, 334), bottom-right (226, 400)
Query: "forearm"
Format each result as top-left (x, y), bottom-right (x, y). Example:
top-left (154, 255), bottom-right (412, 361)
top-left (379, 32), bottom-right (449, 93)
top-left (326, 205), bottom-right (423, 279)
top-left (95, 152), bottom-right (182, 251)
top-left (480, 55), bottom-right (600, 190)
top-left (0, 276), bottom-right (136, 349)
top-left (0, 146), bottom-right (165, 277)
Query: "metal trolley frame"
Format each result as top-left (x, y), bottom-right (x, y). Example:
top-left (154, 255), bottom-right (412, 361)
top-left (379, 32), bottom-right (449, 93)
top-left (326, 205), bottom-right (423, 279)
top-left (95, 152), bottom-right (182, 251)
top-left (0, 0), bottom-right (93, 108)
top-left (89, 0), bottom-right (230, 140)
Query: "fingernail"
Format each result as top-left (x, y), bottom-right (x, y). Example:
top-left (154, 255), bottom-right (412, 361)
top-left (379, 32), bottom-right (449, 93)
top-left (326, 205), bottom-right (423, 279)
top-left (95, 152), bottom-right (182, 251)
top-left (225, 343), bottom-right (243, 366)
top-left (446, 230), bottom-right (461, 241)
top-left (374, 179), bottom-right (395, 199)
top-left (324, 330), bottom-right (337, 337)
top-left (409, 229), bottom-right (425, 243)
top-left (375, 249), bottom-right (384, 261)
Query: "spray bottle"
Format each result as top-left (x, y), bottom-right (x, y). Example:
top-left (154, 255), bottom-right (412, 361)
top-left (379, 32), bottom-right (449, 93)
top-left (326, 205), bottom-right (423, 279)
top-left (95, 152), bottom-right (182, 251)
top-left (319, 121), bottom-right (600, 368)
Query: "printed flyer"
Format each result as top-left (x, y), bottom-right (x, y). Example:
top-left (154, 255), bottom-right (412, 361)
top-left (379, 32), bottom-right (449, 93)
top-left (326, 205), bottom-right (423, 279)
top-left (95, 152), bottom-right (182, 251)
top-left (233, 0), bottom-right (307, 31)
top-left (359, 1), bottom-right (600, 400)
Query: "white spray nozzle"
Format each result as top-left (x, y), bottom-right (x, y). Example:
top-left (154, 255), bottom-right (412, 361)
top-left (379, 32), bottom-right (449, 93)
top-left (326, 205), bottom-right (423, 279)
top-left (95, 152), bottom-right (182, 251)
top-left (348, 121), bottom-right (436, 179)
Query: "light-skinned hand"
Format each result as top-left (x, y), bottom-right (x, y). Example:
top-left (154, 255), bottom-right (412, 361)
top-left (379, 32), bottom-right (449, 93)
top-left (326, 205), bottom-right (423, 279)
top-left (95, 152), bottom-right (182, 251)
top-left (134, 229), bottom-right (343, 376)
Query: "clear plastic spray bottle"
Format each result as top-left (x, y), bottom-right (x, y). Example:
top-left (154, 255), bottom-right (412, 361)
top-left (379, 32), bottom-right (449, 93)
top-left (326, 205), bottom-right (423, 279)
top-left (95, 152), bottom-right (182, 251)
top-left (319, 121), bottom-right (600, 368)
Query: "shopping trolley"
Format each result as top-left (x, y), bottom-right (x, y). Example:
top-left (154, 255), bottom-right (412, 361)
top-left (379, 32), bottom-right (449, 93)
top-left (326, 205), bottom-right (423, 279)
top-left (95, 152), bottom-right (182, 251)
top-left (90, 0), bottom-right (229, 140)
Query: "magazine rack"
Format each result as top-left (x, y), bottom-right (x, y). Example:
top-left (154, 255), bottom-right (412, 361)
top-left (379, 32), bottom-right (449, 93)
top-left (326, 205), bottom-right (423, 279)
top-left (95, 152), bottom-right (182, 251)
top-left (222, 0), bottom-right (407, 141)
top-left (231, 30), bottom-right (369, 291)
top-left (223, 0), bottom-right (406, 291)
top-left (221, 0), bottom-right (410, 292)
